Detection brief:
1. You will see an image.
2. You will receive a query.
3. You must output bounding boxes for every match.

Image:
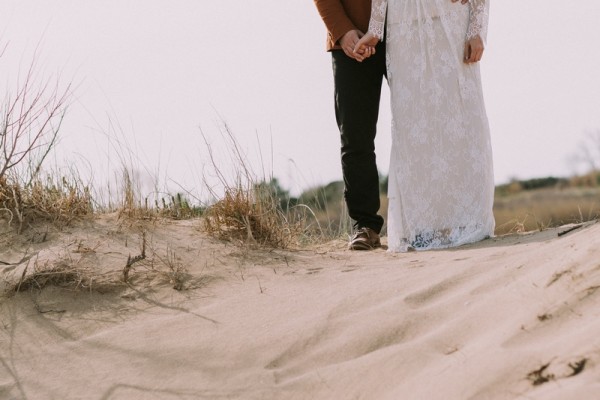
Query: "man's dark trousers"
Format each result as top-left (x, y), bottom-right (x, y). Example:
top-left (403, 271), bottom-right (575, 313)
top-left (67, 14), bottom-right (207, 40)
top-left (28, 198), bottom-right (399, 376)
top-left (332, 40), bottom-right (386, 234)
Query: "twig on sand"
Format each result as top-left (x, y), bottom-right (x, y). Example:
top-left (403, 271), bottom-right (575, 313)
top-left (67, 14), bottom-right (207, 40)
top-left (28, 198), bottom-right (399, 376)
top-left (558, 224), bottom-right (583, 237)
top-left (123, 232), bottom-right (147, 282)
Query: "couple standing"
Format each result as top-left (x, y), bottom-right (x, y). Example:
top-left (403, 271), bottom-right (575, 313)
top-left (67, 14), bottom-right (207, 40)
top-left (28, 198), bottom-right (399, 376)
top-left (314, 0), bottom-right (495, 252)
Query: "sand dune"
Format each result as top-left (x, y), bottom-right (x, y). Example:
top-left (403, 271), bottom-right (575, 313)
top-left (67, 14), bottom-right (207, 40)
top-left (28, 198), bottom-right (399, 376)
top-left (1, 215), bottom-right (599, 399)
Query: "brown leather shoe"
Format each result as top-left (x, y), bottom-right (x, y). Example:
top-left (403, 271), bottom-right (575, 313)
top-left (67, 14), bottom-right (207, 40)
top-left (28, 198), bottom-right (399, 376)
top-left (348, 227), bottom-right (381, 250)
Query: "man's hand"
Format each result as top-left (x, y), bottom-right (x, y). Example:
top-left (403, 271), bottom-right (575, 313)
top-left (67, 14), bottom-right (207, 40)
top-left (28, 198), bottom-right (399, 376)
top-left (340, 30), bottom-right (368, 61)
top-left (464, 35), bottom-right (484, 64)
top-left (451, 0), bottom-right (469, 4)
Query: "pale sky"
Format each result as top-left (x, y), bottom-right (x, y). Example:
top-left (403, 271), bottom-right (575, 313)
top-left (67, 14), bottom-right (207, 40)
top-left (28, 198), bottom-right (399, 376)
top-left (1, 1), bottom-right (600, 198)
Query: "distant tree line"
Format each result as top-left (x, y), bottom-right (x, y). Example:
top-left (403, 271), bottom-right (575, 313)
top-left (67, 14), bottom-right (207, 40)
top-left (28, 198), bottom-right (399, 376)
top-left (258, 171), bottom-right (599, 213)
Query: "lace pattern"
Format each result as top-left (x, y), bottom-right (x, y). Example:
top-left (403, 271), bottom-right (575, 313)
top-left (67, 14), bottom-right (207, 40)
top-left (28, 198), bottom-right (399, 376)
top-left (368, 0), bottom-right (387, 40)
top-left (366, 0), bottom-right (494, 252)
top-left (467, 0), bottom-right (489, 41)
top-left (369, 0), bottom-right (489, 41)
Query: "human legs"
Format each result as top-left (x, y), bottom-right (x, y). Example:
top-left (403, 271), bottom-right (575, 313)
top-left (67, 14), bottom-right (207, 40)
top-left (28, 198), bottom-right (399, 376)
top-left (332, 41), bottom-right (386, 234)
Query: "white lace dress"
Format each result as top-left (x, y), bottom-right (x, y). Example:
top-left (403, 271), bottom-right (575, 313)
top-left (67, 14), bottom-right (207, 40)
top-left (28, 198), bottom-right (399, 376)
top-left (368, 0), bottom-right (495, 252)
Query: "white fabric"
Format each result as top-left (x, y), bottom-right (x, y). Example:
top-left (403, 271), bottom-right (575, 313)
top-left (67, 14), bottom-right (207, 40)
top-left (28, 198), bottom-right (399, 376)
top-left (369, 0), bottom-right (495, 252)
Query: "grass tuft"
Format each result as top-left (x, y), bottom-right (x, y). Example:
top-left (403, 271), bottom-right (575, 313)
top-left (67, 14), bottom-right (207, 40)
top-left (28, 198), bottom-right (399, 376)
top-left (0, 174), bottom-right (93, 232)
top-left (203, 183), bottom-right (300, 248)
top-left (200, 124), bottom-right (309, 248)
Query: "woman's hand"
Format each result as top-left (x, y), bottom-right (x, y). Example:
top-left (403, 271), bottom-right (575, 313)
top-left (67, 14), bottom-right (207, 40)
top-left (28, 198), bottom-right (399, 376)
top-left (353, 32), bottom-right (379, 62)
top-left (464, 35), bottom-right (484, 64)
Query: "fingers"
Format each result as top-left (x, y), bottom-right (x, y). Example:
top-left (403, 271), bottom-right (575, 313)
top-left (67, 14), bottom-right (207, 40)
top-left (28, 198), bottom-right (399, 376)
top-left (343, 48), bottom-right (365, 62)
top-left (353, 33), bottom-right (378, 55)
top-left (340, 30), bottom-right (378, 62)
top-left (352, 36), bottom-right (368, 62)
top-left (360, 46), bottom-right (376, 59)
top-left (464, 44), bottom-right (483, 63)
top-left (349, 45), bottom-right (375, 62)
top-left (464, 41), bottom-right (471, 63)
top-left (464, 36), bottom-right (484, 63)
top-left (340, 30), bottom-right (360, 47)
top-left (340, 30), bottom-right (363, 61)
top-left (353, 46), bottom-right (375, 62)
top-left (471, 47), bottom-right (483, 63)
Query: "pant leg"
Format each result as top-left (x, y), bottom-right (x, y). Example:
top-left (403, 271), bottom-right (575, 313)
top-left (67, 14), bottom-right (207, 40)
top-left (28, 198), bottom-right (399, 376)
top-left (332, 41), bottom-right (386, 233)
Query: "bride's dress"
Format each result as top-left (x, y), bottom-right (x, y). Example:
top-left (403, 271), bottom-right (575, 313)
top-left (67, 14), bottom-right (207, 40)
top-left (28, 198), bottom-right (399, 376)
top-left (369, 0), bottom-right (495, 252)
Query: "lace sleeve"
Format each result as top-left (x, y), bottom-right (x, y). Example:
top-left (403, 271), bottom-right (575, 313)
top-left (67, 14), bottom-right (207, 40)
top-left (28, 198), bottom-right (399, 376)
top-left (368, 0), bottom-right (387, 41)
top-left (467, 0), bottom-right (489, 42)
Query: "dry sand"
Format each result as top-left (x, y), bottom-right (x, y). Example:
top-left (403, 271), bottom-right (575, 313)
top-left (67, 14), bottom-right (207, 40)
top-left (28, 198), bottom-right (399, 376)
top-left (1, 215), bottom-right (600, 400)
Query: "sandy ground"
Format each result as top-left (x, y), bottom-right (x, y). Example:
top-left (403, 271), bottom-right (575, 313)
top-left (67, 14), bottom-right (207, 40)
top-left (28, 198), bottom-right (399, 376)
top-left (1, 214), bottom-right (600, 400)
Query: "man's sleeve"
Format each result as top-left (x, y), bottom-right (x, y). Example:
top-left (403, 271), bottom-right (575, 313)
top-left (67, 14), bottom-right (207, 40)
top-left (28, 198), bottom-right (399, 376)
top-left (314, 0), bottom-right (357, 46)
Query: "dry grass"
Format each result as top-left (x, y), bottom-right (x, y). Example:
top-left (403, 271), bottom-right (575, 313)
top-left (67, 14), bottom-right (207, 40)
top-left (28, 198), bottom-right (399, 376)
top-left (8, 253), bottom-right (122, 295)
top-left (0, 175), bottom-right (93, 232)
top-left (143, 244), bottom-right (192, 291)
top-left (2, 231), bottom-right (197, 297)
top-left (203, 180), bottom-right (305, 248)
top-left (493, 186), bottom-right (600, 234)
top-left (297, 180), bottom-right (354, 239)
top-left (156, 192), bottom-right (203, 220)
top-left (200, 125), bottom-right (309, 248)
top-left (119, 233), bottom-right (197, 291)
top-left (111, 169), bottom-right (202, 227)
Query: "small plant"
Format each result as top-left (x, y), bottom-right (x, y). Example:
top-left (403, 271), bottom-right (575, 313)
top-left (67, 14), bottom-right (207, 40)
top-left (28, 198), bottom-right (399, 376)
top-left (204, 181), bottom-right (295, 247)
top-left (0, 47), bottom-right (92, 231)
top-left (152, 245), bottom-right (190, 291)
top-left (157, 192), bottom-right (204, 220)
top-left (201, 125), bottom-right (306, 248)
top-left (120, 233), bottom-right (193, 290)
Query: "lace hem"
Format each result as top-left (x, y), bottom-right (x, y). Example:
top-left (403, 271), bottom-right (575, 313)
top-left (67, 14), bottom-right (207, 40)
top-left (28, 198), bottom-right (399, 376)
top-left (389, 225), bottom-right (492, 253)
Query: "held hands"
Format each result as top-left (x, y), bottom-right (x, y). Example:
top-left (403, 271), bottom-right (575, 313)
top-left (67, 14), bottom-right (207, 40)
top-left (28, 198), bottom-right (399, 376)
top-left (352, 32), bottom-right (379, 63)
top-left (340, 30), bottom-right (372, 62)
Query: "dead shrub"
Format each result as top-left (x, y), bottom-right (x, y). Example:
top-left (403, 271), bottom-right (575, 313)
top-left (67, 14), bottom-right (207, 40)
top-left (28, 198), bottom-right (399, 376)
top-left (0, 174), bottom-right (93, 232)
top-left (201, 124), bottom-right (307, 248)
top-left (203, 183), bottom-right (298, 248)
top-left (0, 46), bottom-right (91, 231)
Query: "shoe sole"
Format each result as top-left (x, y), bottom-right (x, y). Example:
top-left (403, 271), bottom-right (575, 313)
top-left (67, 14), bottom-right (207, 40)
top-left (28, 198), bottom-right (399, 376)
top-left (348, 241), bottom-right (382, 251)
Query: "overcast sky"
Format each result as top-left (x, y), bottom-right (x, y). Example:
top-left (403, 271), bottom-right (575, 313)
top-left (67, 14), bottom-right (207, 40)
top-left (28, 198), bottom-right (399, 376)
top-left (1, 1), bottom-right (600, 197)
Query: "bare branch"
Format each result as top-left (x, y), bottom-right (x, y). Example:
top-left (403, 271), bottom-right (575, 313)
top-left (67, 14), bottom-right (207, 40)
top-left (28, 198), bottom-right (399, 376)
top-left (0, 55), bottom-right (70, 182)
